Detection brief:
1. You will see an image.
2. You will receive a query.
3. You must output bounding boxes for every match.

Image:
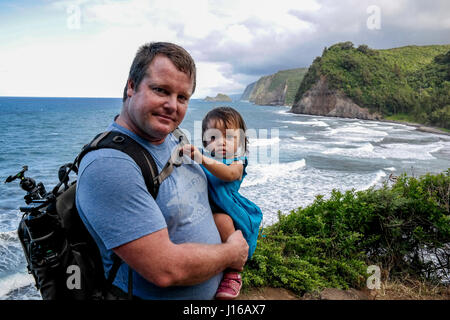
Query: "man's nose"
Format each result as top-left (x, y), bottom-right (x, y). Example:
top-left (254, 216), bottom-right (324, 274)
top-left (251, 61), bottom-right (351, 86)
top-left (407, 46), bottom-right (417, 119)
top-left (163, 94), bottom-right (177, 112)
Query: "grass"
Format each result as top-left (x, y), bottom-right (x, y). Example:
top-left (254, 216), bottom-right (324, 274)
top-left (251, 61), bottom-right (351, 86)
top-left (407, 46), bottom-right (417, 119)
top-left (384, 113), bottom-right (419, 122)
top-left (373, 276), bottom-right (450, 300)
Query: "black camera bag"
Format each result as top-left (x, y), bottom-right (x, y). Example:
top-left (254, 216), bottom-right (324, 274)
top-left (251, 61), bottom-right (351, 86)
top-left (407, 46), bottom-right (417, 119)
top-left (17, 130), bottom-right (161, 300)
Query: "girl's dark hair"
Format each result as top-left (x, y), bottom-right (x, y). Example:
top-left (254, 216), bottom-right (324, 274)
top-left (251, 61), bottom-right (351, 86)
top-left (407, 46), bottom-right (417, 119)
top-left (202, 106), bottom-right (248, 154)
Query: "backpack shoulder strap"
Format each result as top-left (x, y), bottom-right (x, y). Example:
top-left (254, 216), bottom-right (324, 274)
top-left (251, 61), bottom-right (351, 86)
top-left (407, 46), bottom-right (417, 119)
top-left (172, 127), bottom-right (189, 144)
top-left (76, 131), bottom-right (160, 199)
top-left (154, 127), bottom-right (190, 185)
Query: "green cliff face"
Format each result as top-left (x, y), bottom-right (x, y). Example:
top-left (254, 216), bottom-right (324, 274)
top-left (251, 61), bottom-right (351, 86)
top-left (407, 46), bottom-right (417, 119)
top-left (241, 81), bottom-right (256, 101)
top-left (292, 42), bottom-right (450, 129)
top-left (242, 68), bottom-right (308, 106)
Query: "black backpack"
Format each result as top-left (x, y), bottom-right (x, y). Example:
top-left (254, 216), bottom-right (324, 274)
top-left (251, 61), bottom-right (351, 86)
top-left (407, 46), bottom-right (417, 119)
top-left (15, 128), bottom-right (187, 300)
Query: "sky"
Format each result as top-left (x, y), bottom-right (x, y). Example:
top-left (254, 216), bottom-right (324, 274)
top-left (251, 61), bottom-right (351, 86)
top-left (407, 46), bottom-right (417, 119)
top-left (0, 0), bottom-right (449, 99)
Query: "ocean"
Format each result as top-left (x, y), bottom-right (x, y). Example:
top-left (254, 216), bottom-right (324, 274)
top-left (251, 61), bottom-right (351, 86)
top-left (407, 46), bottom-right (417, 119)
top-left (0, 96), bottom-right (449, 300)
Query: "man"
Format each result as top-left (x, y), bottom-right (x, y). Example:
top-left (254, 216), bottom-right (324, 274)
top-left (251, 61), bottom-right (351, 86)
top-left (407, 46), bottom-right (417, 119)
top-left (75, 42), bottom-right (248, 299)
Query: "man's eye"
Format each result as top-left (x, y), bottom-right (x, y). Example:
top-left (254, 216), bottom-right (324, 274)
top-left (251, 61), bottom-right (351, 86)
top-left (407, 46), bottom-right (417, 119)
top-left (153, 87), bottom-right (166, 94)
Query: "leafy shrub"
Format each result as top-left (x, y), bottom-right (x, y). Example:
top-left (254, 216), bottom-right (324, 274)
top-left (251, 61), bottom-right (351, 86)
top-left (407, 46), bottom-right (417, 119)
top-left (357, 45), bottom-right (377, 56)
top-left (244, 170), bottom-right (450, 295)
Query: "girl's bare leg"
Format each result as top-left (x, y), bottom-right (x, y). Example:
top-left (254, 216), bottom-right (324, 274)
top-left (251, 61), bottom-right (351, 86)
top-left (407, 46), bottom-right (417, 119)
top-left (213, 213), bottom-right (243, 299)
top-left (213, 213), bottom-right (235, 243)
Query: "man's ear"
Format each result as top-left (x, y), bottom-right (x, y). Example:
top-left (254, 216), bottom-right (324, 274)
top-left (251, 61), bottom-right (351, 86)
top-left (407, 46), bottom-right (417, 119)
top-left (127, 79), bottom-right (135, 98)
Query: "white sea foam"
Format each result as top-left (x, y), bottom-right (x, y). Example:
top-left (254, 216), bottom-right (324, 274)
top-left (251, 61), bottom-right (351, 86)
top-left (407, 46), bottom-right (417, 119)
top-left (358, 143), bottom-right (375, 153)
top-left (379, 141), bottom-right (446, 160)
top-left (325, 125), bottom-right (388, 137)
top-left (312, 121), bottom-right (329, 127)
top-left (242, 159), bottom-right (306, 187)
top-left (359, 170), bottom-right (387, 190)
top-left (281, 120), bottom-right (329, 127)
top-left (0, 273), bottom-right (36, 299)
top-left (320, 125), bottom-right (388, 144)
top-left (240, 167), bottom-right (392, 227)
top-left (384, 167), bottom-right (396, 171)
top-left (276, 109), bottom-right (291, 115)
top-left (0, 231), bottom-right (24, 274)
top-left (249, 137), bottom-right (280, 147)
top-left (292, 136), bottom-right (306, 141)
top-left (322, 143), bottom-right (377, 158)
top-left (319, 139), bottom-right (448, 161)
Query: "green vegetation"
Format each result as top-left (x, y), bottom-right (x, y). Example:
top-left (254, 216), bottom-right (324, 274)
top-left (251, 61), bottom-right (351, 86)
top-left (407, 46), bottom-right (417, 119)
top-left (268, 68), bottom-right (308, 105)
top-left (243, 170), bottom-right (450, 296)
top-left (384, 113), bottom-right (420, 122)
top-left (246, 68), bottom-right (308, 105)
top-left (293, 42), bottom-right (450, 129)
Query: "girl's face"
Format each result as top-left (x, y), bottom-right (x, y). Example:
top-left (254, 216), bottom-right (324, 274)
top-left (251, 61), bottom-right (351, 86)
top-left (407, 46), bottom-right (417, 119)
top-left (203, 119), bottom-right (242, 158)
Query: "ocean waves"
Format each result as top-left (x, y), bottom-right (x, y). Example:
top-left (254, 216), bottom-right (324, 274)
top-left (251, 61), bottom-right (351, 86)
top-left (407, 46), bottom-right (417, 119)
top-left (0, 230), bottom-right (35, 300)
top-left (242, 159), bottom-right (306, 188)
top-left (0, 231), bottom-right (25, 276)
top-left (276, 118), bottom-right (450, 161)
top-left (1, 98), bottom-right (450, 300)
top-left (241, 162), bottom-right (394, 227)
top-left (320, 140), bottom-right (449, 160)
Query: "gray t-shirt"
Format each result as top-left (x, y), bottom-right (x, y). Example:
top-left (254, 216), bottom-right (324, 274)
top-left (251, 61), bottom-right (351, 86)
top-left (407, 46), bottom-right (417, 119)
top-left (75, 122), bottom-right (223, 299)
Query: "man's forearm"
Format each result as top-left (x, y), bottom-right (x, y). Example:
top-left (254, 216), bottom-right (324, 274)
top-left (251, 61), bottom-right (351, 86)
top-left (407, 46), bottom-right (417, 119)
top-left (167, 242), bottom-right (234, 286)
top-left (114, 228), bottom-right (247, 288)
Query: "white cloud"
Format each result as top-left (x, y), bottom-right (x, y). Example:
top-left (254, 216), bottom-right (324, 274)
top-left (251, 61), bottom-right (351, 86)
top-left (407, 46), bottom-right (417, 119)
top-left (1, 0), bottom-right (449, 98)
top-left (195, 62), bottom-right (244, 98)
top-left (1, 0), bottom-right (322, 97)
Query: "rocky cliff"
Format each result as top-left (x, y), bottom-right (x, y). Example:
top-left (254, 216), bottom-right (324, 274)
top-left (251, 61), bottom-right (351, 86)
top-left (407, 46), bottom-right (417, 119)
top-left (290, 42), bottom-right (450, 127)
top-left (290, 76), bottom-right (382, 120)
top-left (241, 82), bottom-right (256, 101)
top-left (241, 68), bottom-right (307, 106)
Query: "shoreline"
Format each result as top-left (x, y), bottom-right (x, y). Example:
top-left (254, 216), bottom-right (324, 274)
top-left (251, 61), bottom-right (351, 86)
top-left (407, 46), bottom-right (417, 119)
top-left (284, 108), bottom-right (450, 137)
top-left (379, 119), bottom-right (450, 137)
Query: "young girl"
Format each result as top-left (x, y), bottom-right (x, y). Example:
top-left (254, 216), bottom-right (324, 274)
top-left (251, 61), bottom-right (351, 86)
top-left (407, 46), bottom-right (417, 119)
top-left (183, 106), bottom-right (263, 300)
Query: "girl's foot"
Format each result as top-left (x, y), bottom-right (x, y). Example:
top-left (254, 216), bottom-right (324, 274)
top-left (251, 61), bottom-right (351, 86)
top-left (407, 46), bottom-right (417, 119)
top-left (215, 272), bottom-right (242, 300)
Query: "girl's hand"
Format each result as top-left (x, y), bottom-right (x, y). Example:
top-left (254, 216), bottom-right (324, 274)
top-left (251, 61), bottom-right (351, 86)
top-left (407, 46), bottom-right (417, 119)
top-left (182, 144), bottom-right (203, 163)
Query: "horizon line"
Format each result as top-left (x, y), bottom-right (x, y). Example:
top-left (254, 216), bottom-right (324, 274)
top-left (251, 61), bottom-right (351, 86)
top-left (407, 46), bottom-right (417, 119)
top-left (0, 94), bottom-right (244, 100)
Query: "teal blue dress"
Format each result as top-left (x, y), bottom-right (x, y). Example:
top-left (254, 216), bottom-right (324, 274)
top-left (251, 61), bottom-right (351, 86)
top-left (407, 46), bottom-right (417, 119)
top-left (201, 156), bottom-right (263, 259)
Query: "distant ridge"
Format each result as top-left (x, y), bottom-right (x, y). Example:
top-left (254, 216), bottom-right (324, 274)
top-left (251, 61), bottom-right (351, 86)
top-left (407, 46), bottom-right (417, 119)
top-left (241, 68), bottom-right (308, 106)
top-left (204, 93), bottom-right (232, 102)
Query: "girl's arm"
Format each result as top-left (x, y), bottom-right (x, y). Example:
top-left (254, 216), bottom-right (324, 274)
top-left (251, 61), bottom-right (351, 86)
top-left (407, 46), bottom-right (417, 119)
top-left (183, 144), bottom-right (243, 182)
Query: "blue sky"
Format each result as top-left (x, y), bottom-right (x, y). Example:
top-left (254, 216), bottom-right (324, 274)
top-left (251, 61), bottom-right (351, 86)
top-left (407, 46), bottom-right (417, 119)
top-left (0, 0), bottom-right (449, 98)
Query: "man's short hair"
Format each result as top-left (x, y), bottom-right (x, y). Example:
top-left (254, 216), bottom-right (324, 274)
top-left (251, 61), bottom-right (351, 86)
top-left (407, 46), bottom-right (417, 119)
top-left (123, 42), bottom-right (196, 102)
